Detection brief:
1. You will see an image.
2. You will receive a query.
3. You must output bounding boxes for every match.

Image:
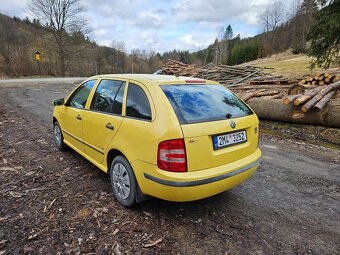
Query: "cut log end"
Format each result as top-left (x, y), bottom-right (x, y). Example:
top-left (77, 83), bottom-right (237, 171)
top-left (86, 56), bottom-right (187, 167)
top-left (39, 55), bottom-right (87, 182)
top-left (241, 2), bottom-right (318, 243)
top-left (283, 98), bottom-right (291, 105)
top-left (301, 105), bottom-right (308, 113)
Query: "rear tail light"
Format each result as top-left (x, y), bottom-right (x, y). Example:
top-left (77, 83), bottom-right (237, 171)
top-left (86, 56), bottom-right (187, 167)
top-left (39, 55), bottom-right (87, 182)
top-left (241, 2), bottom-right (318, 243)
top-left (157, 139), bottom-right (187, 172)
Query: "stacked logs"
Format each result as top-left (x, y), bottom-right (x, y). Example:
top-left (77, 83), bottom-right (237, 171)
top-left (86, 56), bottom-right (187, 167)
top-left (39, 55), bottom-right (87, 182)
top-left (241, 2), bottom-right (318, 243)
top-left (202, 65), bottom-right (266, 86)
top-left (161, 59), bottom-right (303, 102)
top-left (240, 90), bottom-right (282, 102)
top-left (283, 81), bottom-right (340, 112)
top-left (161, 59), bottom-right (268, 86)
top-left (299, 70), bottom-right (340, 87)
top-left (161, 60), bottom-right (340, 114)
top-left (161, 59), bottom-right (204, 77)
top-left (234, 77), bottom-right (300, 102)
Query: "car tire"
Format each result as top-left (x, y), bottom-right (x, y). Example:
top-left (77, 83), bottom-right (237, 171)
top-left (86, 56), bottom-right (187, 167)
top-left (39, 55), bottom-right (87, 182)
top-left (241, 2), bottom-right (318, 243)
top-left (110, 156), bottom-right (137, 207)
top-left (53, 121), bottom-right (67, 151)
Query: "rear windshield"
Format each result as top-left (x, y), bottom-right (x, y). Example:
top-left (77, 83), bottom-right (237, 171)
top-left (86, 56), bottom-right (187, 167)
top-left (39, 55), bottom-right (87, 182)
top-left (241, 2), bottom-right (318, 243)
top-left (161, 84), bottom-right (253, 124)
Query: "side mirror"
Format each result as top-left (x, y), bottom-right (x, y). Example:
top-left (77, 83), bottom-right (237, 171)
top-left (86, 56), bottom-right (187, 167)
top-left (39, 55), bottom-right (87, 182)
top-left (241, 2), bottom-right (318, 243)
top-left (53, 98), bottom-right (65, 106)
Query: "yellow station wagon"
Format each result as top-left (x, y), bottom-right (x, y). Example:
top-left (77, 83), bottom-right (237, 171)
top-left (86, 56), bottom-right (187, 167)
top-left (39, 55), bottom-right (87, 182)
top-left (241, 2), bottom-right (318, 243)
top-left (53, 74), bottom-right (261, 206)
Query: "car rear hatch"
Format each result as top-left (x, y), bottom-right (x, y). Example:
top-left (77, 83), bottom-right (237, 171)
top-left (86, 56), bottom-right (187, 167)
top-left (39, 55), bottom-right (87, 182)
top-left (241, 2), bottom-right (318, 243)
top-left (161, 84), bottom-right (259, 171)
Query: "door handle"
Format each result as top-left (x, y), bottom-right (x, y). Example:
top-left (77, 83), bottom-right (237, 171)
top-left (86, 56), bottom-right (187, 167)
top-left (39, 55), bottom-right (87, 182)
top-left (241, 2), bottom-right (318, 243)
top-left (105, 123), bottom-right (114, 130)
top-left (76, 115), bottom-right (82, 120)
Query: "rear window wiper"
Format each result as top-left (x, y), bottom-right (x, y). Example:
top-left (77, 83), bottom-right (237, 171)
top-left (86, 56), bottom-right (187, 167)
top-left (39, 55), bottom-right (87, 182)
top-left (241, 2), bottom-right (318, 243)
top-left (225, 113), bottom-right (232, 119)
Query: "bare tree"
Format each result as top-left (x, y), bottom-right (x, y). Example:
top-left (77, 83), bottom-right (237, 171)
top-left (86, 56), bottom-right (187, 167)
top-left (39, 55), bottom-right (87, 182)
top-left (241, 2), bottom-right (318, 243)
top-left (111, 40), bottom-right (126, 73)
top-left (28, 0), bottom-right (86, 76)
top-left (289, 0), bottom-right (302, 18)
top-left (298, 0), bottom-right (318, 47)
top-left (288, 0), bottom-right (318, 53)
top-left (215, 26), bottom-right (224, 64)
top-left (260, 1), bottom-right (286, 51)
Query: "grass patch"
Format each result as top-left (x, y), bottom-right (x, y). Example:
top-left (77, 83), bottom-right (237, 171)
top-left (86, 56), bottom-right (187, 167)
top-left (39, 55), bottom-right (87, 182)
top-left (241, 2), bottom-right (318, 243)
top-left (241, 51), bottom-right (323, 78)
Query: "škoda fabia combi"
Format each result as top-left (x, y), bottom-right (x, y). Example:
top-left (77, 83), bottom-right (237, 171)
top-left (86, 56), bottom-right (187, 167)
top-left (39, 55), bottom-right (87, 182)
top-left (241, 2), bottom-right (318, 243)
top-left (53, 74), bottom-right (261, 206)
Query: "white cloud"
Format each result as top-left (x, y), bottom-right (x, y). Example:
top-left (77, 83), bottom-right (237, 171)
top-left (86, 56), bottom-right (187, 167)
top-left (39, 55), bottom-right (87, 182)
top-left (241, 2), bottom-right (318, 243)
top-left (133, 10), bottom-right (164, 28)
top-left (172, 0), bottom-right (274, 26)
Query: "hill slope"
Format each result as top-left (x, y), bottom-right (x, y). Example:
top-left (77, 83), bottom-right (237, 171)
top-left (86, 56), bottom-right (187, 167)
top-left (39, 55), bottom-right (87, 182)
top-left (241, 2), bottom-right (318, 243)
top-left (240, 51), bottom-right (323, 78)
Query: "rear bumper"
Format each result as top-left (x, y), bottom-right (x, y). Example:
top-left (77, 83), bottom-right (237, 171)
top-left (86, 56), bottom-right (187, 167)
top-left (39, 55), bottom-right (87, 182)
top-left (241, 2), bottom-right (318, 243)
top-left (144, 159), bottom-right (260, 187)
top-left (132, 148), bottom-right (261, 202)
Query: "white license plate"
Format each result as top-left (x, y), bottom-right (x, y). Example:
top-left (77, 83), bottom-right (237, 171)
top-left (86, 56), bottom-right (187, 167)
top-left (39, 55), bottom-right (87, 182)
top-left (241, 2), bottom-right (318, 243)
top-left (213, 130), bottom-right (247, 149)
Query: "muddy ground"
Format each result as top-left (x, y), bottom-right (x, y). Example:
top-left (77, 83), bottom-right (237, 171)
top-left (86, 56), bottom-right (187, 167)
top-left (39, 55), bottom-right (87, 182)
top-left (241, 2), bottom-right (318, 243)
top-left (0, 79), bottom-right (339, 254)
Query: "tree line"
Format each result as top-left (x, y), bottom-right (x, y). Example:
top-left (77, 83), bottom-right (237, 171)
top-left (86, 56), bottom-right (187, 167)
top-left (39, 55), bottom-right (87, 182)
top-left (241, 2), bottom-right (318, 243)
top-left (0, 0), bottom-right (338, 78)
top-left (0, 13), bottom-right (165, 77)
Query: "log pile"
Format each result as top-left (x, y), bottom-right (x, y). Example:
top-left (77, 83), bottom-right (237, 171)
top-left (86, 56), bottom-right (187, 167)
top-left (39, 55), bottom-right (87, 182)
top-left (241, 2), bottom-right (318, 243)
top-left (161, 59), bottom-right (205, 77)
top-left (161, 60), bottom-right (340, 122)
top-left (162, 59), bottom-right (268, 86)
top-left (249, 98), bottom-right (340, 128)
top-left (283, 81), bottom-right (340, 112)
top-left (231, 77), bottom-right (300, 102)
top-left (299, 70), bottom-right (340, 87)
top-left (202, 65), bottom-right (266, 86)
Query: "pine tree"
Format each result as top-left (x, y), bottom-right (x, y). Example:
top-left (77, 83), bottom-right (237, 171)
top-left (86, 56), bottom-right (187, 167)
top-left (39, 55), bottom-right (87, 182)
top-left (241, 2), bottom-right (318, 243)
top-left (220, 25), bottom-right (233, 64)
top-left (307, 0), bottom-right (340, 68)
top-left (223, 25), bottom-right (233, 41)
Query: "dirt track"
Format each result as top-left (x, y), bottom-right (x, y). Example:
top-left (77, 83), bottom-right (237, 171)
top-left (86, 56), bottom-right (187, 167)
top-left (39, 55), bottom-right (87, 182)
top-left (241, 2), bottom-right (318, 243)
top-left (0, 79), bottom-right (339, 254)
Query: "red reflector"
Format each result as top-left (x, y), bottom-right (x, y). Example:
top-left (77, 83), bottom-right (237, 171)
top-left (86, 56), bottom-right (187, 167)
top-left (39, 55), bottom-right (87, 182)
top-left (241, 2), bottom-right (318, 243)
top-left (185, 80), bottom-right (206, 83)
top-left (157, 139), bottom-right (187, 172)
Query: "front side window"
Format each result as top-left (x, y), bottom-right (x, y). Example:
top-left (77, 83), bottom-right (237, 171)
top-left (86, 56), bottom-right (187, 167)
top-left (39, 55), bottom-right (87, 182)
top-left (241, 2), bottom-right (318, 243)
top-left (91, 80), bottom-right (124, 113)
top-left (161, 84), bottom-right (253, 124)
top-left (126, 83), bottom-right (152, 121)
top-left (68, 80), bottom-right (96, 109)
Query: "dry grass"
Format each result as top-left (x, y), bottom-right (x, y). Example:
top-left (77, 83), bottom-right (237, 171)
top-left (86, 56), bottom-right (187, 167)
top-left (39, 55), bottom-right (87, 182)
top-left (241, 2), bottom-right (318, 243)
top-left (240, 51), bottom-right (324, 78)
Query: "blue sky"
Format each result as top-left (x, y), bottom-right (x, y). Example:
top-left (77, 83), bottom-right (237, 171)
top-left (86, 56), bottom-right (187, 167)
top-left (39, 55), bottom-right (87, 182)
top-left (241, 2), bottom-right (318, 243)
top-left (0, 0), bottom-right (295, 53)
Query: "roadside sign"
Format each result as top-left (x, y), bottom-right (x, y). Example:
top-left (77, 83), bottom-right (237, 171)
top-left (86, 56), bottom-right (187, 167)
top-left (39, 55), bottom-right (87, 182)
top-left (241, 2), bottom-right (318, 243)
top-left (35, 51), bottom-right (41, 76)
top-left (35, 51), bottom-right (41, 61)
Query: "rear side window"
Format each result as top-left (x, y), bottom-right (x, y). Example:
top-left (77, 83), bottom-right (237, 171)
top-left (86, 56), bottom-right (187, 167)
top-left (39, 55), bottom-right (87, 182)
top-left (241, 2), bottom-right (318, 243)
top-left (91, 80), bottom-right (124, 113)
top-left (68, 80), bottom-right (96, 109)
top-left (112, 82), bottom-right (126, 115)
top-left (126, 83), bottom-right (152, 121)
top-left (161, 85), bottom-right (253, 124)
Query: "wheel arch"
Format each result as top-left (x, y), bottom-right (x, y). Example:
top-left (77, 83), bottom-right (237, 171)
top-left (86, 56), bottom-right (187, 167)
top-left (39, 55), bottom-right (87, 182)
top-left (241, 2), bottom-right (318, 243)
top-left (106, 148), bottom-right (126, 173)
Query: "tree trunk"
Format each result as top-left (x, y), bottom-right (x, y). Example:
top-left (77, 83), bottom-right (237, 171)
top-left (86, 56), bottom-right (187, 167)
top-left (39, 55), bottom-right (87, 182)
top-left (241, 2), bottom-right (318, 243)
top-left (241, 90), bottom-right (280, 102)
top-left (301, 81), bottom-right (340, 112)
top-left (58, 46), bottom-right (65, 77)
top-left (293, 86), bottom-right (323, 106)
top-left (56, 34), bottom-right (66, 77)
top-left (249, 98), bottom-right (340, 128)
top-left (314, 90), bottom-right (337, 111)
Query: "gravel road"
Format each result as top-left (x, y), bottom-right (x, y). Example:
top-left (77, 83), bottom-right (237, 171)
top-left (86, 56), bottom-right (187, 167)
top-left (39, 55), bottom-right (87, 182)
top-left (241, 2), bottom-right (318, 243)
top-left (0, 78), bottom-right (339, 254)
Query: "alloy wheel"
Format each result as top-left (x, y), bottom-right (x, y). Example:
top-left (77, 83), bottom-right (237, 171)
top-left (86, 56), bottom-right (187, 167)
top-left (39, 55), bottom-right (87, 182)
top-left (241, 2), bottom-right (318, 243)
top-left (112, 163), bottom-right (131, 200)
